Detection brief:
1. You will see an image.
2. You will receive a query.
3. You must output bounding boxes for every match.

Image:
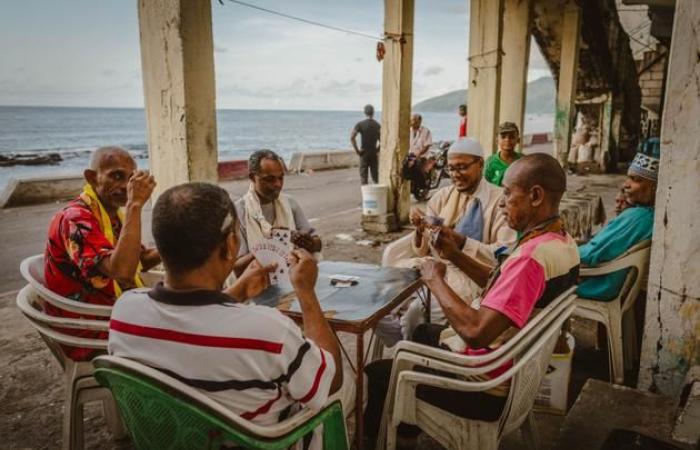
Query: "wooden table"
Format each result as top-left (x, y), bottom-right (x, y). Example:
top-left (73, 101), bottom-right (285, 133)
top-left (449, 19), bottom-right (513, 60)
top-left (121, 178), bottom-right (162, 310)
top-left (251, 261), bottom-right (425, 446)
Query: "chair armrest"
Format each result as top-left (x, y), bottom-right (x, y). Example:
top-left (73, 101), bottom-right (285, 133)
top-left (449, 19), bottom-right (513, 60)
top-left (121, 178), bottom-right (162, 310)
top-left (579, 245), bottom-right (650, 277)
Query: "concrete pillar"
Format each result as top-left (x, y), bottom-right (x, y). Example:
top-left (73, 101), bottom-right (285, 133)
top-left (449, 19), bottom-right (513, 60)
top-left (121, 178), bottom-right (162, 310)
top-left (467, 0), bottom-right (505, 155)
top-left (374, 0), bottom-right (414, 230)
top-left (638, 0), bottom-right (700, 398)
top-left (553, 0), bottom-right (581, 166)
top-left (598, 92), bottom-right (613, 169)
top-left (138, 0), bottom-right (219, 197)
top-left (499, 0), bottom-right (532, 138)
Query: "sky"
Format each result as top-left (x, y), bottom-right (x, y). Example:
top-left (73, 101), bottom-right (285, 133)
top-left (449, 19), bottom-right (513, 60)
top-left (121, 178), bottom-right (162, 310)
top-left (0, 0), bottom-right (552, 110)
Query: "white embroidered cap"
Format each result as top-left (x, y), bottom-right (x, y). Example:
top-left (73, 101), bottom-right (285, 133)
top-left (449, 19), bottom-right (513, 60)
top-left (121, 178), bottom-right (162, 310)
top-left (448, 137), bottom-right (485, 158)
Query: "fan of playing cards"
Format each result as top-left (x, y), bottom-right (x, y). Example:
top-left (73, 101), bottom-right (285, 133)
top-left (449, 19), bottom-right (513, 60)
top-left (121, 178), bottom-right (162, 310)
top-left (250, 228), bottom-right (293, 287)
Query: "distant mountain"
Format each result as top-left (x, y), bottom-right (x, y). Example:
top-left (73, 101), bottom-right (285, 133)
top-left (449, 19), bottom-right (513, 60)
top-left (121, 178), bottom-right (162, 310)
top-left (413, 76), bottom-right (555, 115)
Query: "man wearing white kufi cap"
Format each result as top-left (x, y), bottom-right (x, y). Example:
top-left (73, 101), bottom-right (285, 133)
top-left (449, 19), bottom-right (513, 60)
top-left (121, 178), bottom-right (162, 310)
top-left (376, 137), bottom-right (517, 346)
top-left (577, 151), bottom-right (658, 301)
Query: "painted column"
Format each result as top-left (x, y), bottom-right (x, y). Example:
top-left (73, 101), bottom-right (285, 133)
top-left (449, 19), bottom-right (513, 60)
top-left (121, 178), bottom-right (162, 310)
top-left (638, 0), bottom-right (700, 398)
top-left (467, 0), bottom-right (505, 154)
top-left (138, 0), bottom-right (218, 197)
top-left (378, 0), bottom-right (414, 226)
top-left (553, 0), bottom-right (581, 166)
top-left (598, 92), bottom-right (614, 169)
top-left (499, 0), bottom-right (532, 139)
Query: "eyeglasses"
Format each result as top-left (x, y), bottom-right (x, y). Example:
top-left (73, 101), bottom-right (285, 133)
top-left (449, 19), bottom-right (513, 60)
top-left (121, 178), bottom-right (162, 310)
top-left (446, 159), bottom-right (481, 175)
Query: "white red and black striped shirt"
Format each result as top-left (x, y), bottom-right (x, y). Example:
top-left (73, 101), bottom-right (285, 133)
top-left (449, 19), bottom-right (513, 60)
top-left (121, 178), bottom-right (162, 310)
top-left (108, 283), bottom-right (335, 426)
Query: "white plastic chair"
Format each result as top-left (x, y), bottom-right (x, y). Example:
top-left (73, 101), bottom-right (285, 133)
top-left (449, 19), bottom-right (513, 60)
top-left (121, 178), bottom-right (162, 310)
top-left (18, 254), bottom-right (127, 450)
top-left (16, 285), bottom-right (126, 450)
top-left (573, 239), bottom-right (651, 385)
top-left (370, 233), bottom-right (418, 361)
top-left (377, 286), bottom-right (577, 450)
top-left (92, 355), bottom-right (349, 449)
top-left (381, 233), bottom-right (414, 268)
top-left (20, 254), bottom-right (114, 318)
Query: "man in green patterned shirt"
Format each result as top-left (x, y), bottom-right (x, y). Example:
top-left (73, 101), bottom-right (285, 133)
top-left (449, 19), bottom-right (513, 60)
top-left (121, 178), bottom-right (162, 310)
top-left (484, 121), bottom-right (522, 186)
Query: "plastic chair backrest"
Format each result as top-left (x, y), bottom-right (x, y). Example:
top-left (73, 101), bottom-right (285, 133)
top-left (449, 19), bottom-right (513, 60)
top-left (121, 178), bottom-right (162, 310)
top-left (381, 234), bottom-right (414, 268)
top-left (500, 304), bottom-right (574, 434)
top-left (16, 285), bottom-right (108, 369)
top-left (16, 285), bottom-right (108, 348)
top-left (579, 240), bottom-right (651, 312)
top-left (394, 285), bottom-right (577, 370)
top-left (93, 356), bottom-right (348, 450)
top-left (616, 240), bottom-right (651, 312)
top-left (20, 254), bottom-right (112, 317)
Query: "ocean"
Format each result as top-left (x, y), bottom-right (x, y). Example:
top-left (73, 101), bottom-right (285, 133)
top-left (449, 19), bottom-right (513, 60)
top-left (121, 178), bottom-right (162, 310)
top-left (0, 106), bottom-right (554, 190)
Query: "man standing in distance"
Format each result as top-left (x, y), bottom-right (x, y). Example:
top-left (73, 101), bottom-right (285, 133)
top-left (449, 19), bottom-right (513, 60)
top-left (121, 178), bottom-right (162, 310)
top-left (351, 104), bottom-right (381, 184)
top-left (458, 104), bottom-right (468, 137)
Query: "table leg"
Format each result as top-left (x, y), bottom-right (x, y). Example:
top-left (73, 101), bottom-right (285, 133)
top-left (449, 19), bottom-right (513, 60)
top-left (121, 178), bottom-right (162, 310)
top-left (423, 286), bottom-right (432, 324)
top-left (355, 333), bottom-right (365, 447)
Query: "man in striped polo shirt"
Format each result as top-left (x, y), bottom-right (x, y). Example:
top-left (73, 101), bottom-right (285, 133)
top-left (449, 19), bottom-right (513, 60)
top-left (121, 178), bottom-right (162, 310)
top-left (108, 183), bottom-right (342, 437)
top-left (364, 154), bottom-right (579, 445)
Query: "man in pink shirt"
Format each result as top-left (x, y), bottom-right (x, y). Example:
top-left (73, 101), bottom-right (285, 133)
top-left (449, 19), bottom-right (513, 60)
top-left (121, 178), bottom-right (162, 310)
top-left (363, 153), bottom-right (580, 446)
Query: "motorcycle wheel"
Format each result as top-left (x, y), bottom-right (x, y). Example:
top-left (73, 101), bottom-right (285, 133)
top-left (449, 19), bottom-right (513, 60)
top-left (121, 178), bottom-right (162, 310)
top-left (414, 187), bottom-right (430, 201)
top-left (428, 169), bottom-right (444, 190)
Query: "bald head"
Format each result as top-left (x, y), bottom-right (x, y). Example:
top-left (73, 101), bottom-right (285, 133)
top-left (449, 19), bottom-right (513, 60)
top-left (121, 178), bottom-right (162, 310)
top-left (84, 146), bottom-right (137, 211)
top-left (499, 153), bottom-right (567, 232)
top-left (89, 146), bottom-right (133, 171)
top-left (505, 153), bottom-right (566, 206)
top-left (410, 113), bottom-right (422, 129)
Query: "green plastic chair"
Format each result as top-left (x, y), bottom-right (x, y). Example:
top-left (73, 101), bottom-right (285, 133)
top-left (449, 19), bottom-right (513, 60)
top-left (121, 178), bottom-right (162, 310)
top-left (93, 355), bottom-right (348, 450)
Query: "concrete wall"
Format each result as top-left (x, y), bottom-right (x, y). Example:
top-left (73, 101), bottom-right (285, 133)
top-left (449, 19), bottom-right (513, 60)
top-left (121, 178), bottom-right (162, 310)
top-left (0, 175), bottom-right (84, 208)
top-left (288, 150), bottom-right (358, 173)
top-left (637, 48), bottom-right (668, 114)
top-left (1, 160), bottom-right (251, 208)
top-left (638, 0), bottom-right (700, 398)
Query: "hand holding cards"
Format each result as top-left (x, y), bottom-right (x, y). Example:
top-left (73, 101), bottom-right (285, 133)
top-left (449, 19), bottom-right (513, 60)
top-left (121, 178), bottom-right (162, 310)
top-left (251, 228), bottom-right (293, 286)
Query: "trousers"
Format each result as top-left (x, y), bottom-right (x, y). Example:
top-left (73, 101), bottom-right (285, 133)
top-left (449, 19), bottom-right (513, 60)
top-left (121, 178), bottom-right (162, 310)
top-left (360, 151), bottom-right (379, 184)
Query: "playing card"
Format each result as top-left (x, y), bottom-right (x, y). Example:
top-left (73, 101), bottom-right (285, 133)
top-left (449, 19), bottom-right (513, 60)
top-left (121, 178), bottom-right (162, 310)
top-left (251, 228), bottom-right (293, 287)
top-left (429, 227), bottom-right (441, 248)
top-left (424, 216), bottom-right (444, 227)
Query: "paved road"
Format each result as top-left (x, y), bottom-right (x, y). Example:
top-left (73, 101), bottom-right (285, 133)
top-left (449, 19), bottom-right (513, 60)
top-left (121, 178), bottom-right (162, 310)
top-left (0, 168), bottom-right (364, 292)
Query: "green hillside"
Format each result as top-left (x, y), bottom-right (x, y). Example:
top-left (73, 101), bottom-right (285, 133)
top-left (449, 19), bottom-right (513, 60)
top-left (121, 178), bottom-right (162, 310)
top-left (413, 76), bottom-right (555, 114)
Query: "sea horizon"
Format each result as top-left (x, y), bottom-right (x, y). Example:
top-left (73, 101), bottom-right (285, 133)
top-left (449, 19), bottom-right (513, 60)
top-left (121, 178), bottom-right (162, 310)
top-left (0, 105), bottom-right (555, 190)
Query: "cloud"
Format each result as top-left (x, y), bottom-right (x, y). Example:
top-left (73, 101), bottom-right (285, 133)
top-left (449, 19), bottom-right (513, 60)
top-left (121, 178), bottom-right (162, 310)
top-left (214, 45), bottom-right (228, 53)
top-left (319, 79), bottom-right (357, 96)
top-left (100, 69), bottom-right (116, 77)
top-left (358, 82), bottom-right (380, 93)
top-left (219, 77), bottom-right (314, 99)
top-left (444, 2), bottom-right (467, 15)
top-left (423, 66), bottom-right (443, 77)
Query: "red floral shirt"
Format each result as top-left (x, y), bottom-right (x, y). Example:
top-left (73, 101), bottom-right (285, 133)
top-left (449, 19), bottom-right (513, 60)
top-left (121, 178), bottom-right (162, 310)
top-left (44, 196), bottom-right (122, 360)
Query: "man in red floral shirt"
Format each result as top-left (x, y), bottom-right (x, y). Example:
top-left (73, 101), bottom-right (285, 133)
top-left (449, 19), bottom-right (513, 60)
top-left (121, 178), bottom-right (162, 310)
top-left (44, 146), bottom-right (160, 360)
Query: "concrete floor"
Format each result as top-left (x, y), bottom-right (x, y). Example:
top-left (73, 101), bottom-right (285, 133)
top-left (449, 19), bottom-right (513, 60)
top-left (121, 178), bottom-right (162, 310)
top-left (1, 162), bottom-right (634, 449)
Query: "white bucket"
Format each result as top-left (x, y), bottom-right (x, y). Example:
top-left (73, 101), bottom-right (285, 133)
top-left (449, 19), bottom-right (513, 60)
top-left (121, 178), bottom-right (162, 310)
top-left (361, 184), bottom-right (388, 216)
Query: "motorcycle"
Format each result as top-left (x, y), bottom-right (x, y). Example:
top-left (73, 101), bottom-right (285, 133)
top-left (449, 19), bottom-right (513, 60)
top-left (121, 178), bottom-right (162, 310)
top-left (401, 140), bottom-right (451, 201)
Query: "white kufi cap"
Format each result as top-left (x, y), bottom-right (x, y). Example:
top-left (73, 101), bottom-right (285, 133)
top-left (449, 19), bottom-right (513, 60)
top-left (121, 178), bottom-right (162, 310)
top-left (448, 137), bottom-right (484, 158)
